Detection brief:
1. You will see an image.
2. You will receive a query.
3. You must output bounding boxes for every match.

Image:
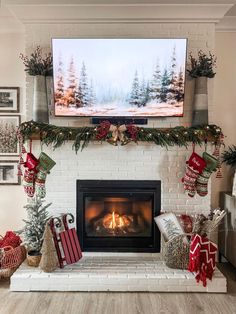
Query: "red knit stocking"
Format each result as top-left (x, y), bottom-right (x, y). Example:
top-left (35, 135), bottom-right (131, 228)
top-left (182, 164), bottom-right (199, 197)
top-left (182, 152), bottom-right (206, 198)
top-left (23, 169), bottom-right (36, 197)
top-left (196, 152), bottom-right (218, 197)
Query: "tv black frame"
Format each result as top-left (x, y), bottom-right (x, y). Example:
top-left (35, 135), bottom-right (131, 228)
top-left (51, 38), bottom-right (188, 119)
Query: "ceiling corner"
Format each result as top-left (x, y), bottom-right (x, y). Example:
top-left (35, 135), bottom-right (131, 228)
top-left (216, 15), bottom-right (236, 32)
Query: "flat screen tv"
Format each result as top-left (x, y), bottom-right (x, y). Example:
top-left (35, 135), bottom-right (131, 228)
top-left (52, 38), bottom-right (187, 117)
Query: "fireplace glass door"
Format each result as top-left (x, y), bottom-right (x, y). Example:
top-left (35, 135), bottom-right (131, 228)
top-left (77, 180), bottom-right (161, 252)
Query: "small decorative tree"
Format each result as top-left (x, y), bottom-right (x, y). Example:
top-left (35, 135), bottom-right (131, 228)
top-left (23, 197), bottom-right (51, 254)
top-left (39, 223), bottom-right (58, 272)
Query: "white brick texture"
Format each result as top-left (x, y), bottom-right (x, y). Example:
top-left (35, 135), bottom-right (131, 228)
top-left (10, 255), bottom-right (227, 292)
top-left (32, 143), bottom-right (212, 218)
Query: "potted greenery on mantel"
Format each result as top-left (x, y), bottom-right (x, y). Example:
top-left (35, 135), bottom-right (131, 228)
top-left (20, 46), bottom-right (53, 124)
top-left (187, 50), bottom-right (216, 126)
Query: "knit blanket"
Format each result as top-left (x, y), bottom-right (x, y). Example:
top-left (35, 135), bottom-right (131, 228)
top-left (188, 234), bottom-right (217, 287)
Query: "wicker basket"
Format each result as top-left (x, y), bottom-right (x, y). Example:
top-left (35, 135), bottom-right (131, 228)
top-left (0, 245), bottom-right (26, 279)
top-left (27, 251), bottom-right (41, 267)
top-left (163, 234), bottom-right (191, 270)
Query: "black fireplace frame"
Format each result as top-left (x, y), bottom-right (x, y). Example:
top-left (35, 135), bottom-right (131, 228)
top-left (76, 180), bottom-right (161, 252)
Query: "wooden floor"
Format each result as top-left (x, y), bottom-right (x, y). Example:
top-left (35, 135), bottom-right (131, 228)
top-left (0, 263), bottom-right (235, 314)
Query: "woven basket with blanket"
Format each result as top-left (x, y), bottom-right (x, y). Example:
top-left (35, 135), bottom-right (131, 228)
top-left (0, 232), bottom-right (26, 279)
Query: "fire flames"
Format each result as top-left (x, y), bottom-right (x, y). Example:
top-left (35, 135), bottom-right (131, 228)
top-left (103, 211), bottom-right (132, 232)
top-left (92, 209), bottom-right (147, 236)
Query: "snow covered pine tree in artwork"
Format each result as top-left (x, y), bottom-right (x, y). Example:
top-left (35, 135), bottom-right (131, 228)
top-left (130, 72), bottom-right (151, 107)
top-left (65, 57), bottom-right (77, 107)
top-left (160, 68), bottom-right (171, 103)
top-left (54, 55), bottom-right (65, 107)
top-left (75, 62), bottom-right (96, 108)
top-left (176, 68), bottom-right (184, 102)
top-left (167, 46), bottom-right (179, 104)
top-left (139, 79), bottom-right (151, 107)
top-left (149, 60), bottom-right (161, 101)
top-left (77, 62), bottom-right (90, 107)
top-left (128, 46), bottom-right (184, 109)
top-left (88, 80), bottom-right (96, 106)
top-left (129, 71), bottom-right (141, 107)
top-left (54, 56), bottom-right (97, 110)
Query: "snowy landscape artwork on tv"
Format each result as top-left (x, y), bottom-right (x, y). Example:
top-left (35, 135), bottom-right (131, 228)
top-left (52, 39), bottom-right (187, 117)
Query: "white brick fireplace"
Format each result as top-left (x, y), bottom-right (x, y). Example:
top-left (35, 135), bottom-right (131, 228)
top-left (7, 1), bottom-right (231, 292)
top-left (26, 22), bottom-right (215, 219)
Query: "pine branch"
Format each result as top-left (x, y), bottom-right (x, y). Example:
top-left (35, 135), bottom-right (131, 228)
top-left (18, 121), bottom-right (223, 152)
top-left (187, 50), bottom-right (216, 78)
top-left (222, 145), bottom-right (236, 167)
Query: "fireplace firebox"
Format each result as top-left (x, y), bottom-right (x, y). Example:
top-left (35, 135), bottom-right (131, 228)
top-left (77, 180), bottom-right (161, 252)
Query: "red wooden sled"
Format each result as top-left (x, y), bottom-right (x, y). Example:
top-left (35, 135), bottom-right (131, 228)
top-left (50, 214), bottom-right (82, 268)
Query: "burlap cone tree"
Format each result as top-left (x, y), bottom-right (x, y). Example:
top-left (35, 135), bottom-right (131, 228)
top-left (39, 223), bottom-right (58, 272)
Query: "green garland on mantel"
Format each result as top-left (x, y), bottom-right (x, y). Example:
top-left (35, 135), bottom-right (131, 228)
top-left (18, 120), bottom-right (223, 152)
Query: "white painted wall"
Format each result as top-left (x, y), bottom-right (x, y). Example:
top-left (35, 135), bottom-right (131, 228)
top-left (211, 31), bottom-right (236, 207)
top-left (0, 32), bottom-right (26, 234)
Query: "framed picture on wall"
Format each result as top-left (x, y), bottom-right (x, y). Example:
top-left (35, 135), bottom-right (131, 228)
top-left (0, 115), bottom-right (21, 156)
top-left (0, 87), bottom-right (20, 113)
top-left (0, 160), bottom-right (20, 185)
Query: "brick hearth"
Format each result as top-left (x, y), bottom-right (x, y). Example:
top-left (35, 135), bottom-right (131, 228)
top-left (11, 254), bottom-right (227, 293)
